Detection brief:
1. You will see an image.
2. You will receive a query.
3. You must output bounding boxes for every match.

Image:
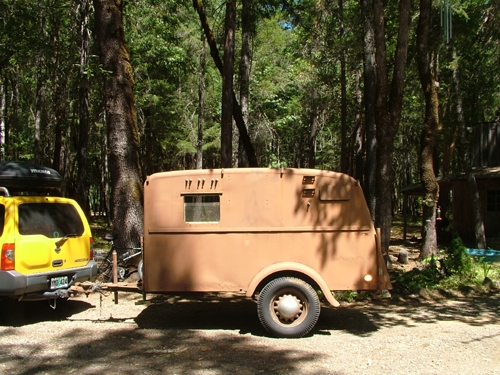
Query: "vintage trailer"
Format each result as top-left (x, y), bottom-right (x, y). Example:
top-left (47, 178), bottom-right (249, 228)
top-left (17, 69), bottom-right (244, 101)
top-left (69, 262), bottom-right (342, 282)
top-left (143, 168), bottom-right (391, 337)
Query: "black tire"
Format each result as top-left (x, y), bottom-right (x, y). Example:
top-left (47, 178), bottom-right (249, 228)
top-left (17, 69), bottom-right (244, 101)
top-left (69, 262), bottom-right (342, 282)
top-left (137, 259), bottom-right (143, 280)
top-left (257, 277), bottom-right (320, 338)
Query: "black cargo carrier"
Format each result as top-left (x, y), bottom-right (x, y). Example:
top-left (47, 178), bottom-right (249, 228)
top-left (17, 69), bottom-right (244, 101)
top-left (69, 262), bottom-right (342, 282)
top-left (0, 161), bottom-right (62, 192)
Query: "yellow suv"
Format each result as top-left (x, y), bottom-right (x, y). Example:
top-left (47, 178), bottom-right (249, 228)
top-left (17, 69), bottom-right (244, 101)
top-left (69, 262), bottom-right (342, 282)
top-left (0, 161), bottom-right (97, 302)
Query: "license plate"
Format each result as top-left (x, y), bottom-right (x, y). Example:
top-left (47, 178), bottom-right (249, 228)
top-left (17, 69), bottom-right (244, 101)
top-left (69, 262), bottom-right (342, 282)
top-left (50, 276), bottom-right (69, 289)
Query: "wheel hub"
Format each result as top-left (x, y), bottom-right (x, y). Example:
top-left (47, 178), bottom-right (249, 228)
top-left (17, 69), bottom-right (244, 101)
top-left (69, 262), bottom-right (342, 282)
top-left (276, 294), bottom-right (302, 319)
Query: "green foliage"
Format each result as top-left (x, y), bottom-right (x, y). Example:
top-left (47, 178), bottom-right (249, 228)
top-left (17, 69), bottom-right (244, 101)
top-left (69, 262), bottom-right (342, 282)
top-left (334, 290), bottom-right (372, 303)
top-left (442, 234), bottom-right (474, 276)
top-left (479, 258), bottom-right (492, 279)
top-left (1, 0), bottom-right (499, 235)
top-left (335, 291), bottom-right (359, 303)
top-left (391, 257), bottom-right (443, 294)
top-left (390, 235), bottom-right (499, 296)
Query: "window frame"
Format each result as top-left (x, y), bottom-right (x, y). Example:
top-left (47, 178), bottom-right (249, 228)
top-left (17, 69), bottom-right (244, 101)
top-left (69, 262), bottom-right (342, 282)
top-left (18, 202), bottom-right (84, 238)
top-left (486, 189), bottom-right (500, 212)
top-left (182, 193), bottom-right (222, 223)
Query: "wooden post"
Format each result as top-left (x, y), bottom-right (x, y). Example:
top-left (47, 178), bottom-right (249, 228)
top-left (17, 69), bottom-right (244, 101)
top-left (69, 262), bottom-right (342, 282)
top-left (403, 192), bottom-right (408, 241)
top-left (112, 250), bottom-right (118, 303)
top-left (140, 235), bottom-right (146, 302)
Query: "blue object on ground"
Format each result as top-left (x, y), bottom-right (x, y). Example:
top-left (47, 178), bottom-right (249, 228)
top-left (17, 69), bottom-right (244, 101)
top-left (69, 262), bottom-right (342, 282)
top-left (466, 248), bottom-right (500, 262)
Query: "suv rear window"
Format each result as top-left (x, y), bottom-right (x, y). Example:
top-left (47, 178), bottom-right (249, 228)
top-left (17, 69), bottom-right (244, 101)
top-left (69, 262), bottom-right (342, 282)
top-left (0, 204), bottom-right (4, 237)
top-left (18, 203), bottom-right (84, 238)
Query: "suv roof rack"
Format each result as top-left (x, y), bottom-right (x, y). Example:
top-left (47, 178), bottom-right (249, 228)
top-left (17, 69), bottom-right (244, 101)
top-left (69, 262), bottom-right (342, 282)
top-left (0, 187), bottom-right (10, 196)
top-left (0, 161), bottom-right (62, 193)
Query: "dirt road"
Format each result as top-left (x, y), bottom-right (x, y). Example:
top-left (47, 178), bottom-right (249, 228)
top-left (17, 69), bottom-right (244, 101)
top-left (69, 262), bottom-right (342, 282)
top-left (0, 290), bottom-right (499, 375)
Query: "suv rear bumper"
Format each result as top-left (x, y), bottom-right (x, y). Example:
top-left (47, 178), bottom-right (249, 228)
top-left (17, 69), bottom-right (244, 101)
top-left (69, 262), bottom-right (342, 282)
top-left (0, 260), bottom-right (97, 298)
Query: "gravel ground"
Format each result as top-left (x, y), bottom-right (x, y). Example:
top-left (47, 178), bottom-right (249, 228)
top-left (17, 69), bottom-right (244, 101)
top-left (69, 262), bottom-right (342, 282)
top-left (0, 289), bottom-right (499, 375)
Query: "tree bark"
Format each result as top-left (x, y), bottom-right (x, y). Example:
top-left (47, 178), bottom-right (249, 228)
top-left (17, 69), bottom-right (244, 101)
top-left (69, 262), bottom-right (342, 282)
top-left (193, 0), bottom-right (258, 167)
top-left (34, 76), bottom-right (43, 164)
top-left (353, 65), bottom-right (364, 184)
top-left (373, 0), bottom-right (411, 254)
top-left (361, 0), bottom-right (376, 220)
top-left (339, 0), bottom-right (348, 174)
top-left (4, 74), bottom-right (18, 160)
top-left (94, 0), bottom-right (144, 248)
top-left (452, 45), bottom-right (486, 248)
top-left (197, 33), bottom-right (205, 170)
top-left (76, 0), bottom-right (91, 215)
top-left (237, 0), bottom-right (253, 168)
top-left (52, 24), bottom-right (65, 174)
top-left (33, 17), bottom-right (47, 164)
top-left (0, 83), bottom-right (5, 160)
top-left (308, 89), bottom-right (319, 168)
top-left (221, 1), bottom-right (235, 168)
top-left (416, 0), bottom-right (439, 258)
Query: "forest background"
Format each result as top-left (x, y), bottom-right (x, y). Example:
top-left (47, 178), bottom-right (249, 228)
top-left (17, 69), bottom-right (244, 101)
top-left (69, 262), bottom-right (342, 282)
top-left (0, 0), bottom-right (499, 258)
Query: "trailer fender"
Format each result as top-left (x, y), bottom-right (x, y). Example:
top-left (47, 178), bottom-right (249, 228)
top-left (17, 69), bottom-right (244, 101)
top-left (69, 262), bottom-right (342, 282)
top-left (245, 262), bottom-right (340, 307)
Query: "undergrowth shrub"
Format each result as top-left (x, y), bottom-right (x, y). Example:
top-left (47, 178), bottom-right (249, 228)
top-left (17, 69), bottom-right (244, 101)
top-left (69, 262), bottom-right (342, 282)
top-left (390, 234), bottom-right (496, 295)
top-left (391, 257), bottom-right (442, 295)
top-left (442, 235), bottom-right (474, 276)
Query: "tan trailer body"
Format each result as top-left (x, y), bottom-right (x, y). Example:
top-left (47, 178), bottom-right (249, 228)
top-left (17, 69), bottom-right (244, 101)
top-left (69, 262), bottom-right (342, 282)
top-left (143, 167), bottom-right (390, 300)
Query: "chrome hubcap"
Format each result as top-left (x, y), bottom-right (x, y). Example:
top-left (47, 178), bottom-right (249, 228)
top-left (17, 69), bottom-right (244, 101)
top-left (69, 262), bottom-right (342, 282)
top-left (275, 294), bottom-right (302, 321)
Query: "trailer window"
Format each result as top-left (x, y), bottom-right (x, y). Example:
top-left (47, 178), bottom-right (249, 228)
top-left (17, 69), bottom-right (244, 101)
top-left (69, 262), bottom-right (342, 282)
top-left (184, 195), bottom-right (220, 222)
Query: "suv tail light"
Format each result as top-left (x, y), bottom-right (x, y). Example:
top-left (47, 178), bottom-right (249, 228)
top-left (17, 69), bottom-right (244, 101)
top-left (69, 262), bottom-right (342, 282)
top-left (1, 243), bottom-right (15, 271)
top-left (90, 237), bottom-right (94, 260)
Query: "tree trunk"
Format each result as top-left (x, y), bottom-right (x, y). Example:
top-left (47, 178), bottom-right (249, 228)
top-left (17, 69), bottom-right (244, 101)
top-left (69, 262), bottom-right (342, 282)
top-left (4, 74), bottom-right (17, 160)
top-left (308, 89), bottom-right (319, 168)
top-left (0, 83), bottom-right (5, 160)
top-left (100, 120), bottom-right (111, 225)
top-left (33, 17), bottom-right (47, 164)
top-left (361, 0), bottom-right (376, 220)
top-left (339, 0), bottom-right (348, 174)
top-left (34, 76), bottom-right (43, 164)
top-left (373, 0), bottom-right (411, 254)
top-left (197, 33), bottom-right (205, 170)
top-left (237, 0), bottom-right (253, 168)
top-left (52, 24), bottom-right (65, 173)
top-left (353, 65), bottom-right (364, 184)
top-left (94, 0), bottom-right (144, 248)
top-left (76, 0), bottom-right (91, 215)
top-left (452, 45), bottom-right (486, 248)
top-left (6, 74), bottom-right (20, 160)
top-left (221, 0), bottom-right (235, 168)
top-left (416, 0), bottom-right (439, 258)
top-left (193, 0), bottom-right (258, 167)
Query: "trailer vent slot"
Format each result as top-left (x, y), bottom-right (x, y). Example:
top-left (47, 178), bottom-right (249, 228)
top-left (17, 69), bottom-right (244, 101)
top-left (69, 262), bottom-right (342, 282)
top-left (302, 176), bottom-right (315, 185)
top-left (302, 189), bottom-right (315, 198)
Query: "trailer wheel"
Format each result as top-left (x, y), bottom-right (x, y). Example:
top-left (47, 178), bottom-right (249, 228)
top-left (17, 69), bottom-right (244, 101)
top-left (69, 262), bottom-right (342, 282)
top-left (257, 277), bottom-right (320, 338)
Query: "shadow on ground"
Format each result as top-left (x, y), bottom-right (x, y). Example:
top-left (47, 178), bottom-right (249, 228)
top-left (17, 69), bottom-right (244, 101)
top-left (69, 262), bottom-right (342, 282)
top-left (0, 292), bottom-right (498, 375)
top-left (134, 290), bottom-right (500, 337)
top-left (0, 298), bottom-right (94, 327)
top-left (319, 290), bottom-right (500, 335)
top-left (1, 290), bottom-right (498, 336)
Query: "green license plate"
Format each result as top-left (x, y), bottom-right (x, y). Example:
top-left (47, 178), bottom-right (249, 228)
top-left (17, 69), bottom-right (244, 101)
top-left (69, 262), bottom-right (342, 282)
top-left (50, 276), bottom-right (69, 289)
